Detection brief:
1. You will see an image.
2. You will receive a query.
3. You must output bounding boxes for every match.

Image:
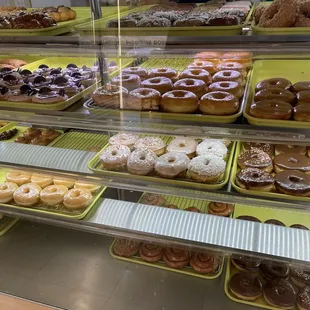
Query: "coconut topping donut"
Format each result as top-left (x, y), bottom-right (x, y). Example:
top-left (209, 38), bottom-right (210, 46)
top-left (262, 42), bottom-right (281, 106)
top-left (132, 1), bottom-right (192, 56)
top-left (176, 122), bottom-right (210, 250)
top-left (155, 152), bottom-right (190, 178)
top-left (216, 62), bottom-right (245, 76)
top-left (173, 78), bottom-right (207, 99)
top-left (167, 137), bottom-right (198, 158)
top-left (179, 68), bottom-right (212, 85)
top-left (188, 154), bottom-right (226, 183)
top-left (40, 185), bottom-right (68, 206)
top-left (238, 148), bottom-right (273, 172)
top-left (122, 67), bottom-right (148, 80)
top-left (275, 144), bottom-right (307, 156)
top-left (127, 149), bottom-right (157, 176)
top-left (298, 285), bottom-right (310, 310)
top-left (209, 81), bottom-right (243, 99)
top-left (13, 183), bottom-right (41, 207)
top-left (250, 100), bottom-right (293, 120)
top-left (187, 61), bottom-right (216, 75)
top-left (140, 193), bottom-right (165, 206)
top-left (6, 171), bottom-right (31, 186)
top-left (190, 253), bottom-right (220, 274)
top-left (160, 90), bottom-right (199, 114)
top-left (163, 247), bottom-right (190, 269)
top-left (100, 145), bottom-right (131, 171)
top-left (291, 269), bottom-right (310, 288)
top-left (254, 88), bottom-right (296, 104)
top-left (255, 78), bottom-right (292, 92)
top-left (196, 139), bottom-right (228, 158)
top-left (63, 188), bottom-right (92, 209)
top-left (208, 201), bottom-right (234, 217)
top-left (243, 143), bottom-right (275, 157)
top-left (0, 182), bottom-right (18, 203)
top-left (293, 81), bottom-right (310, 93)
top-left (274, 153), bottom-right (310, 174)
top-left (113, 238), bottom-right (140, 258)
top-left (139, 243), bottom-right (163, 263)
top-left (212, 70), bottom-right (244, 86)
top-left (109, 133), bottom-right (139, 150)
top-left (127, 88), bottom-right (161, 111)
top-left (134, 137), bottom-right (166, 156)
top-left (141, 77), bottom-right (173, 95)
top-left (148, 68), bottom-right (178, 81)
top-left (111, 74), bottom-right (141, 91)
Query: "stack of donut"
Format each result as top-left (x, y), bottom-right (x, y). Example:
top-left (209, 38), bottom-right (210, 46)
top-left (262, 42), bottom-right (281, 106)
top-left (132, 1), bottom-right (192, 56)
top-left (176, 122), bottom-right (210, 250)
top-left (113, 238), bottom-right (222, 274)
top-left (100, 133), bottom-right (230, 184)
top-left (236, 142), bottom-right (310, 197)
top-left (0, 171), bottom-right (100, 210)
top-left (250, 78), bottom-right (310, 122)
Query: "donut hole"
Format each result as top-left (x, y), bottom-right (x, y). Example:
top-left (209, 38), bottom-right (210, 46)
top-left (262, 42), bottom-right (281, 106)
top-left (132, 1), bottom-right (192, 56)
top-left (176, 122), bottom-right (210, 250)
top-left (213, 92), bottom-right (227, 100)
top-left (112, 150), bottom-right (118, 156)
top-left (220, 82), bottom-right (230, 88)
top-left (288, 157), bottom-right (298, 163)
top-left (223, 71), bottom-right (231, 77)
top-left (23, 188), bottom-right (30, 194)
top-left (72, 191), bottom-right (80, 198)
top-left (289, 176), bottom-right (303, 183)
top-left (168, 158), bottom-right (176, 163)
top-left (185, 79), bottom-right (195, 86)
top-left (0, 184), bottom-right (7, 190)
top-left (140, 155), bottom-right (146, 161)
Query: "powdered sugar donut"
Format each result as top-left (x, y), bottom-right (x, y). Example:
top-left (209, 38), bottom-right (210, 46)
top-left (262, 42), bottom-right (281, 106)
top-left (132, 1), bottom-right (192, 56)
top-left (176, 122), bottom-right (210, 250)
top-left (100, 145), bottom-right (131, 170)
top-left (167, 137), bottom-right (198, 158)
top-left (196, 140), bottom-right (228, 158)
top-left (109, 133), bottom-right (139, 150)
top-left (134, 137), bottom-right (166, 156)
top-left (127, 149), bottom-right (157, 175)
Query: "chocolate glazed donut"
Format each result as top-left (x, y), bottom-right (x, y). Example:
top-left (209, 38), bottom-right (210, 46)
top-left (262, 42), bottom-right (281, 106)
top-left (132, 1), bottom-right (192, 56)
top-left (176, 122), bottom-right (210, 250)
top-left (139, 243), bottom-right (163, 263)
top-left (163, 247), bottom-right (190, 269)
top-left (232, 255), bottom-right (261, 272)
top-left (274, 154), bottom-right (310, 174)
top-left (190, 252), bottom-right (221, 274)
top-left (260, 261), bottom-right (289, 281)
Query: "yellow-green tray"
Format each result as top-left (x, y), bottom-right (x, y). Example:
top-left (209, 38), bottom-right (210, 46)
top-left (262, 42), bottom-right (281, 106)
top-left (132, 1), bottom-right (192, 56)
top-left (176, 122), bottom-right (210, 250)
top-left (49, 130), bottom-right (109, 151)
top-left (88, 135), bottom-right (236, 190)
top-left (244, 59), bottom-right (310, 128)
top-left (0, 170), bottom-right (106, 220)
top-left (0, 217), bottom-right (19, 237)
top-left (231, 141), bottom-right (310, 203)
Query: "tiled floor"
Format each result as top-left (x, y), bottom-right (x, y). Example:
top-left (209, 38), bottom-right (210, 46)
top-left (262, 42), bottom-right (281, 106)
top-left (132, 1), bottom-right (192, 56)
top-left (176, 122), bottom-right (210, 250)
top-left (0, 220), bottom-right (254, 310)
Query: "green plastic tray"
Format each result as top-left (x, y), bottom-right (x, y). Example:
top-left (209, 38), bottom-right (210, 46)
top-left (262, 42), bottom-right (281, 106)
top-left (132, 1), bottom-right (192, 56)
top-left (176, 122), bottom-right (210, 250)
top-left (0, 217), bottom-right (19, 237)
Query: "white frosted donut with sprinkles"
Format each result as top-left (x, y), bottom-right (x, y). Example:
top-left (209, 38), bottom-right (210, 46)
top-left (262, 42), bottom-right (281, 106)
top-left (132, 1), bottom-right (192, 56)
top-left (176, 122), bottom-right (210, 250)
top-left (109, 133), bottom-right (139, 150)
top-left (196, 139), bottom-right (228, 158)
top-left (100, 144), bottom-right (131, 170)
top-left (127, 148), bottom-right (157, 176)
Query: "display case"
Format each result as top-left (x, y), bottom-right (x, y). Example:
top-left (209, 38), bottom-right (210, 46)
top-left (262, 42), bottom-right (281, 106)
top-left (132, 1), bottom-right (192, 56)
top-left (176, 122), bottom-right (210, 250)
top-left (0, 0), bottom-right (310, 309)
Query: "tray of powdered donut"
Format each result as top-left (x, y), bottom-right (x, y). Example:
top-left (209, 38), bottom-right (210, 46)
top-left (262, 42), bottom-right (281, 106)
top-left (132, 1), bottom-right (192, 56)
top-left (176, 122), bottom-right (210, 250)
top-left (252, 0), bottom-right (310, 35)
top-left (88, 132), bottom-right (236, 190)
top-left (84, 53), bottom-right (252, 124)
top-left (244, 59), bottom-right (310, 128)
top-left (0, 170), bottom-right (105, 219)
top-left (225, 204), bottom-right (310, 310)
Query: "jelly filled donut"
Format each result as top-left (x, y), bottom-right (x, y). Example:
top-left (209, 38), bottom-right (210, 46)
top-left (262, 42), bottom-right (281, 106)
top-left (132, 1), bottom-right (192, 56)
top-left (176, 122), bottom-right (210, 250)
top-left (113, 238), bottom-right (140, 258)
top-left (190, 252), bottom-right (220, 274)
top-left (274, 153), bottom-right (310, 174)
top-left (155, 152), bottom-right (189, 178)
top-left (173, 78), bottom-right (207, 99)
top-left (212, 70), bottom-right (244, 86)
top-left (254, 88), bottom-right (295, 104)
top-left (209, 81), bottom-right (243, 99)
top-left (163, 247), bottom-right (190, 269)
top-left (141, 77), bottom-right (173, 95)
top-left (127, 88), bottom-right (161, 111)
top-left (250, 100), bottom-right (293, 120)
top-left (208, 201), bottom-right (234, 217)
top-left (238, 148), bottom-right (273, 172)
top-left (139, 243), bottom-right (163, 263)
top-left (255, 78), bottom-right (292, 92)
top-left (100, 145), bottom-right (131, 171)
top-left (179, 68), bottom-right (212, 85)
top-left (111, 74), bottom-right (141, 91)
top-left (148, 68), bottom-right (178, 81)
top-left (127, 149), bottom-right (157, 176)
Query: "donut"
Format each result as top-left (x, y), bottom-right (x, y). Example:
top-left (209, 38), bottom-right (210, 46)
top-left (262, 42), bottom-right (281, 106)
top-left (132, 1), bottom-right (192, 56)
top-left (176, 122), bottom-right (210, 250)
top-left (243, 142), bottom-right (275, 157)
top-left (263, 278), bottom-right (297, 309)
top-left (254, 4), bottom-right (266, 24)
top-left (232, 255), bottom-right (261, 272)
top-left (134, 137), bottom-right (166, 156)
top-left (166, 137), bottom-right (198, 158)
top-left (255, 78), bottom-right (292, 92)
top-left (208, 201), bottom-right (234, 217)
top-left (53, 177), bottom-right (75, 189)
top-left (15, 136), bottom-right (30, 144)
top-left (122, 67), bottom-right (148, 80)
top-left (258, 0), bottom-right (297, 27)
top-left (179, 69), bottom-right (212, 85)
top-left (216, 62), bottom-right (245, 76)
top-left (237, 148), bottom-right (273, 172)
top-left (212, 70), bottom-right (244, 86)
top-left (100, 145), bottom-right (131, 171)
top-left (148, 68), bottom-right (178, 81)
top-left (209, 81), bottom-right (243, 99)
top-left (32, 88), bottom-right (68, 104)
top-left (109, 133), bottom-right (139, 150)
top-left (291, 269), bottom-right (310, 288)
top-left (173, 78), bottom-right (207, 99)
top-left (13, 183), bottom-right (41, 207)
top-left (23, 127), bottom-right (41, 139)
top-left (6, 171), bottom-right (31, 186)
top-left (274, 153), bottom-right (310, 174)
top-left (298, 285), bottom-right (310, 310)
top-left (275, 144), bottom-right (307, 156)
top-left (111, 74), bottom-right (141, 91)
top-left (92, 84), bottom-right (128, 108)
top-left (139, 243), bottom-right (163, 262)
top-left (140, 193), bottom-right (165, 206)
top-left (0, 85), bottom-right (10, 101)
top-left (127, 149), bottom-right (157, 176)
top-left (185, 206), bottom-right (201, 213)
top-left (41, 129), bottom-right (60, 141)
top-left (254, 88), bottom-right (295, 104)
top-left (196, 139), bottom-right (227, 158)
top-left (290, 224), bottom-right (309, 230)
top-left (187, 61), bottom-right (216, 75)
top-left (31, 174), bottom-right (53, 189)
top-left (294, 104), bottom-right (310, 122)
top-left (194, 51), bottom-right (222, 64)
top-left (293, 82), bottom-right (310, 93)
top-left (141, 77), bottom-right (173, 95)
top-left (221, 52), bottom-right (253, 67)
top-left (113, 238), bottom-right (140, 258)
top-left (294, 1), bottom-right (310, 27)
top-left (30, 136), bottom-right (50, 146)
top-left (127, 88), bottom-right (161, 111)
top-left (229, 272), bottom-right (263, 301)
top-left (190, 253), bottom-right (220, 274)
top-left (40, 185), bottom-right (68, 206)
top-left (163, 247), bottom-right (190, 269)
top-left (200, 91), bottom-right (239, 115)
top-left (0, 182), bottom-right (18, 203)
top-left (74, 182), bottom-right (100, 194)
top-left (188, 154), bottom-right (226, 183)
top-left (250, 100), bottom-right (293, 120)
top-left (63, 188), bottom-right (92, 209)
top-left (260, 261), bottom-right (289, 281)
top-left (275, 170), bottom-right (310, 196)
top-left (297, 90), bottom-right (310, 104)
top-left (237, 215), bottom-right (261, 222)
top-left (154, 152), bottom-right (190, 178)
top-left (167, 204), bottom-right (178, 209)
top-left (236, 168), bottom-right (275, 191)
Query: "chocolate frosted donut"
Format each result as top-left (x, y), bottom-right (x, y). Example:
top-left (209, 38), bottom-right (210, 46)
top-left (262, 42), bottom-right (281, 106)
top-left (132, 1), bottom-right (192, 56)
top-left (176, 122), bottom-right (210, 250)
top-left (139, 243), bottom-right (163, 263)
top-left (141, 77), bottom-right (173, 95)
top-left (250, 100), bottom-right (293, 120)
top-left (148, 68), bottom-right (178, 81)
top-left (237, 215), bottom-right (261, 223)
top-left (294, 104), bottom-right (310, 122)
top-left (275, 144), bottom-right (307, 156)
top-left (232, 255), bottom-right (261, 272)
top-left (265, 219), bottom-right (286, 226)
top-left (291, 269), bottom-right (310, 288)
top-left (255, 78), bottom-right (292, 92)
top-left (293, 81), bottom-right (310, 92)
top-left (297, 90), bottom-right (310, 104)
top-left (274, 153), bottom-right (310, 174)
top-left (229, 272), bottom-right (263, 301)
top-left (236, 168), bottom-right (274, 191)
top-left (111, 74), bottom-right (141, 91)
top-left (243, 142), bottom-right (274, 157)
top-left (260, 261), bottom-right (289, 281)
top-left (122, 67), bottom-right (148, 80)
top-left (254, 88), bottom-right (296, 104)
top-left (163, 247), bottom-right (190, 269)
top-left (298, 285), bottom-right (310, 310)
top-left (238, 148), bottom-right (273, 172)
top-left (290, 224), bottom-right (309, 230)
top-left (190, 252), bottom-right (220, 274)
top-left (173, 78), bottom-right (207, 99)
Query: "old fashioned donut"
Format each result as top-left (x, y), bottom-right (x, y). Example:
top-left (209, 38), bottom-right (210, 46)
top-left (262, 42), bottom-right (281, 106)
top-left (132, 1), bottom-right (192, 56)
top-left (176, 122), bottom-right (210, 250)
top-left (13, 183), bottom-right (41, 207)
top-left (173, 78), bottom-right (207, 99)
top-left (148, 68), bottom-right (178, 81)
top-left (212, 70), bottom-right (244, 86)
top-left (187, 61), bottom-right (216, 75)
top-left (40, 185), bottom-right (68, 206)
top-left (250, 100), bottom-right (293, 120)
top-left (140, 193), bottom-right (165, 206)
top-left (254, 88), bottom-right (295, 104)
top-left (294, 104), bottom-right (310, 122)
top-left (111, 74), bottom-right (141, 91)
top-left (190, 253), bottom-right (220, 274)
top-left (139, 243), bottom-right (163, 263)
top-left (209, 81), bottom-right (243, 99)
top-left (179, 69), bottom-right (212, 85)
top-left (141, 77), bottom-right (173, 95)
top-left (208, 201), bottom-right (234, 217)
top-left (255, 78), bottom-right (292, 92)
top-left (122, 67), bottom-right (148, 80)
top-left (109, 133), bottom-right (139, 150)
top-left (160, 90), bottom-right (199, 113)
top-left (134, 137), bottom-right (166, 156)
top-left (274, 153), bottom-right (310, 174)
top-left (127, 88), bottom-right (161, 111)
top-left (163, 247), bottom-right (190, 269)
top-left (238, 148), bottom-right (273, 172)
top-left (127, 149), bottom-right (157, 176)
top-left (100, 145), bottom-right (131, 171)
top-left (275, 144), bottom-right (307, 156)
top-left (63, 188), bottom-right (93, 209)
top-left (113, 238), bottom-right (140, 258)
top-left (196, 139), bottom-right (227, 158)
top-left (0, 182), bottom-right (18, 203)
top-left (166, 137), bottom-right (198, 158)
top-left (6, 171), bottom-right (31, 186)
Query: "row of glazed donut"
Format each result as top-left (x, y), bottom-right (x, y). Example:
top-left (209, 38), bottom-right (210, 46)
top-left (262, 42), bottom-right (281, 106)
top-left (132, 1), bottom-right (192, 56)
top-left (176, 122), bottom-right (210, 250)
top-left (113, 238), bottom-right (222, 274)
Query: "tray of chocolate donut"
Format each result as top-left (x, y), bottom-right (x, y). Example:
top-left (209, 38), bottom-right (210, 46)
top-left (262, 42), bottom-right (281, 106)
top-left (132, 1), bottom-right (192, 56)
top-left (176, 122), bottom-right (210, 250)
top-left (85, 55), bottom-right (252, 124)
top-left (225, 204), bottom-right (310, 310)
top-left (244, 59), bottom-right (310, 128)
top-left (231, 141), bottom-right (310, 202)
top-left (0, 169), bottom-right (105, 219)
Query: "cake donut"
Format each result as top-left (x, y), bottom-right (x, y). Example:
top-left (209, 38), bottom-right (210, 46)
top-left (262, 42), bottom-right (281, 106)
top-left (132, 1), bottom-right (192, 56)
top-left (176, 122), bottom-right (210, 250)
top-left (40, 185), bottom-right (68, 206)
top-left (140, 193), bottom-right (165, 206)
top-left (13, 183), bottom-right (41, 207)
top-left (298, 285), bottom-right (310, 310)
top-left (208, 201), bottom-right (234, 217)
top-left (109, 133), bottom-right (139, 150)
top-left (291, 269), bottom-right (310, 288)
top-left (148, 68), bottom-right (178, 81)
top-left (237, 148), bottom-right (273, 172)
top-left (250, 100), bottom-right (293, 120)
top-left (100, 145), bottom-right (131, 171)
top-left (209, 81), bottom-right (243, 99)
top-left (179, 69), bottom-right (212, 85)
top-left (113, 238), bottom-right (140, 258)
top-left (254, 88), bottom-right (295, 104)
top-left (0, 182), bottom-right (18, 203)
top-left (127, 88), bottom-right (161, 111)
top-left (212, 70), bottom-right (244, 86)
top-left (274, 153), bottom-right (310, 174)
top-left (122, 67), bottom-right (148, 80)
top-left (6, 171), bottom-right (31, 186)
top-left (155, 152), bottom-right (189, 178)
top-left (275, 144), bottom-right (307, 156)
top-left (134, 137), bottom-right (166, 156)
top-left (260, 261), bottom-right (289, 281)
top-left (139, 243), bottom-right (163, 262)
top-left (127, 149), bottom-right (157, 175)
top-left (255, 78), bottom-right (292, 92)
top-left (190, 253), bottom-right (220, 274)
top-left (141, 77), bottom-right (173, 95)
top-left (173, 78), bottom-right (207, 99)
top-left (163, 247), bottom-right (190, 269)
top-left (187, 61), bottom-right (216, 75)
top-left (196, 139), bottom-right (227, 158)
top-left (232, 255), bottom-right (261, 272)
top-left (63, 188), bottom-right (92, 209)
top-left (166, 137), bottom-right (198, 158)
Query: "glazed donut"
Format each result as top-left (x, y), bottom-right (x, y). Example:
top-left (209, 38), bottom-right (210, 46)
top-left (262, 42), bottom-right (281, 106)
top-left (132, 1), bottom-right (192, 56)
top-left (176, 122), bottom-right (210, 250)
top-left (216, 62), bottom-right (245, 76)
top-left (160, 90), bottom-right (198, 114)
top-left (199, 91), bottom-right (239, 115)
top-left (40, 185), bottom-right (68, 206)
top-left (196, 139), bottom-right (227, 158)
top-left (140, 193), bottom-right (165, 206)
top-left (274, 153), bottom-right (310, 174)
top-left (63, 188), bottom-right (92, 209)
top-left (291, 224), bottom-right (309, 230)
top-left (275, 144), bottom-right (307, 156)
top-left (185, 206), bottom-right (201, 213)
top-left (100, 145), bottom-right (131, 170)
top-left (243, 143), bottom-right (275, 157)
top-left (0, 182), bottom-right (18, 203)
top-left (275, 170), bottom-right (310, 196)
top-left (190, 253), bottom-right (220, 274)
top-left (238, 148), bottom-right (273, 172)
top-left (265, 219), bottom-right (286, 226)
top-left (221, 52), bottom-right (253, 67)
top-left (236, 168), bottom-right (275, 191)
top-left (209, 81), bottom-right (243, 99)
top-left (13, 183), bottom-right (41, 207)
top-left (173, 78), bottom-right (207, 99)
top-left (254, 88), bottom-right (295, 104)
top-left (122, 67), bottom-right (148, 80)
top-left (166, 137), bottom-right (198, 158)
top-left (232, 255), bottom-right (261, 272)
top-left (23, 127), bottom-right (41, 139)
top-left (294, 1), bottom-right (310, 27)
top-left (298, 286), bottom-right (310, 310)
top-left (212, 70), bottom-right (244, 86)
top-left (127, 88), bottom-right (161, 111)
top-left (148, 68), bottom-right (178, 81)
top-left (187, 61), bottom-right (216, 75)
top-left (134, 137), bottom-right (166, 156)
top-left (291, 269), bottom-right (310, 288)
top-left (297, 90), bottom-right (310, 104)
top-left (127, 149), bottom-right (157, 176)
top-left (74, 182), bottom-right (100, 194)
top-left (293, 82), bottom-right (310, 93)
top-left (208, 201), bottom-right (234, 217)
top-left (6, 171), bottom-right (31, 186)
top-left (141, 77), bottom-right (173, 95)
top-left (139, 243), bottom-right (163, 262)
top-left (109, 133), bottom-right (139, 150)
top-left (255, 78), bottom-right (292, 92)
top-left (155, 152), bottom-right (190, 178)
top-left (294, 104), bottom-right (310, 122)
top-left (188, 154), bottom-right (226, 183)
top-left (249, 100), bottom-right (293, 120)
top-left (163, 247), bottom-right (190, 269)
top-left (111, 74), bottom-right (141, 91)
top-left (31, 174), bottom-right (53, 189)
top-left (194, 51), bottom-right (222, 64)
top-left (53, 177), bottom-right (75, 189)
top-left (113, 238), bottom-right (140, 258)
top-left (258, 0), bottom-right (297, 27)
top-left (179, 69), bottom-right (212, 85)
top-left (260, 261), bottom-right (289, 281)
